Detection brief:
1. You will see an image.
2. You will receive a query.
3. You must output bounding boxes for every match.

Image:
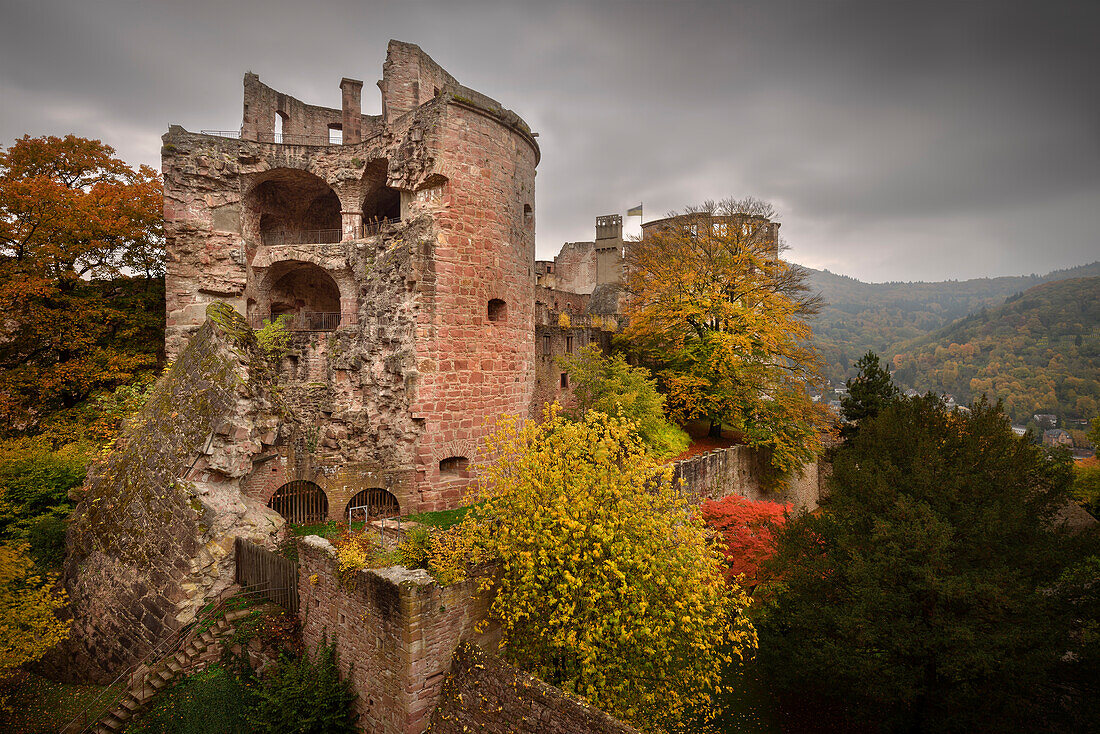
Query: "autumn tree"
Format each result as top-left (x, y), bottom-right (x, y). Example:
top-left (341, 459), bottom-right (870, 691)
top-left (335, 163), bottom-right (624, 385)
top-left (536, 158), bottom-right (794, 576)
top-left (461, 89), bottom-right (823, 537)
top-left (840, 350), bottom-right (899, 438)
top-left (0, 135), bottom-right (164, 433)
top-left (757, 396), bottom-right (1098, 732)
top-left (700, 494), bottom-right (790, 590)
top-left (560, 344), bottom-right (690, 459)
top-left (620, 197), bottom-right (828, 478)
top-left (0, 542), bottom-right (69, 680)
top-left (466, 407), bottom-right (755, 732)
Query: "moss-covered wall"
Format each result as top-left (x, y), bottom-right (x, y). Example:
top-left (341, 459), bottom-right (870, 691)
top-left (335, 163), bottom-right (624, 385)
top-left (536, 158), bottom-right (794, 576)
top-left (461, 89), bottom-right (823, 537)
top-left (44, 304), bottom-right (286, 683)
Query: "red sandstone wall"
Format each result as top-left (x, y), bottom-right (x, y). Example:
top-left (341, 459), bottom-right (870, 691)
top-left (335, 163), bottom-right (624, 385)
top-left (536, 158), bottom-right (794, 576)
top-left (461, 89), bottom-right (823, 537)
top-left (297, 537), bottom-right (497, 734)
top-left (409, 100), bottom-right (538, 510)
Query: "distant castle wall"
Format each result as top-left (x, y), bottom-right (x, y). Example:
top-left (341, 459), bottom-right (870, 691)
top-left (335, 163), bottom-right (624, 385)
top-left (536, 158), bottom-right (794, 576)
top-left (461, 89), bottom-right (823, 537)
top-left (673, 446), bottom-right (823, 511)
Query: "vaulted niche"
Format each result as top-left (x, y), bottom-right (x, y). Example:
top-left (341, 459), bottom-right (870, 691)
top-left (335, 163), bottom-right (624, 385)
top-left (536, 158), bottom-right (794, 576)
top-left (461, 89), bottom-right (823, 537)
top-left (345, 488), bottom-right (400, 523)
top-left (246, 168), bottom-right (341, 246)
top-left (360, 159), bottom-right (401, 231)
top-left (268, 480), bottom-right (328, 524)
top-left (264, 260), bottom-right (342, 330)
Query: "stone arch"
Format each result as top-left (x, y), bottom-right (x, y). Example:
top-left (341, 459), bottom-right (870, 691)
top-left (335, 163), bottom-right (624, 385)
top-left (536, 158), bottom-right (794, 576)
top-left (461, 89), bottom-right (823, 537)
top-left (259, 260), bottom-right (343, 330)
top-left (243, 168), bottom-right (341, 246)
top-left (344, 488), bottom-right (400, 523)
top-left (268, 479), bottom-right (328, 524)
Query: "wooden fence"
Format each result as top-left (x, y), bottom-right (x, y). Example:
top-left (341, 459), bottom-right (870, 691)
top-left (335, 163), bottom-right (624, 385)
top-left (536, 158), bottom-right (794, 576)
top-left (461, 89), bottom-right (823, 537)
top-left (235, 538), bottom-right (300, 614)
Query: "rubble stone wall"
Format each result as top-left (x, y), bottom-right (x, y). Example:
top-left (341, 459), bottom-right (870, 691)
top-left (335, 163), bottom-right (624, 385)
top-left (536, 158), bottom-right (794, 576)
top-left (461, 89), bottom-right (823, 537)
top-left (429, 642), bottom-right (639, 734)
top-left (45, 304), bottom-right (285, 682)
top-left (673, 445), bottom-right (823, 511)
top-left (296, 536), bottom-right (498, 734)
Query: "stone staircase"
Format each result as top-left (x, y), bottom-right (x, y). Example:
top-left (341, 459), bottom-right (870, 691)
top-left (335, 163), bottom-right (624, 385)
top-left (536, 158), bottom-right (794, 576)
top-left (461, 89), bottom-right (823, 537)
top-left (89, 608), bottom-right (252, 733)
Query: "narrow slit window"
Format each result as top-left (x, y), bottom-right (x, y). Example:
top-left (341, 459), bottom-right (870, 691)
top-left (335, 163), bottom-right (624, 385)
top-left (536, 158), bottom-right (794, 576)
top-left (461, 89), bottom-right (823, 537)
top-left (560, 373), bottom-right (569, 389)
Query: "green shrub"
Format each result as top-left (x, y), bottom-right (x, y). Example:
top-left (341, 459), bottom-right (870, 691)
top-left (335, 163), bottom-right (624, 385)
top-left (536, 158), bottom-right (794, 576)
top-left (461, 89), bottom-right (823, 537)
top-left (251, 643), bottom-right (357, 734)
top-left (256, 316), bottom-right (292, 364)
top-left (397, 525), bottom-right (432, 569)
top-left (0, 440), bottom-right (87, 571)
top-left (1072, 461), bottom-right (1100, 518)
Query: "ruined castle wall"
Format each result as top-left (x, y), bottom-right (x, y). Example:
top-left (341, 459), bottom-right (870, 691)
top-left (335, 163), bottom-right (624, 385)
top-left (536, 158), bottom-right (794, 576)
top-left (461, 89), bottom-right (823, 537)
top-left (552, 240), bottom-right (599, 294)
top-left (47, 305), bottom-right (285, 682)
top-left (297, 537), bottom-right (498, 734)
top-left (408, 98), bottom-right (538, 510)
top-left (673, 445), bottom-right (823, 511)
top-left (379, 40), bottom-right (459, 124)
top-left (430, 643), bottom-right (639, 734)
top-left (242, 73), bottom-right (382, 144)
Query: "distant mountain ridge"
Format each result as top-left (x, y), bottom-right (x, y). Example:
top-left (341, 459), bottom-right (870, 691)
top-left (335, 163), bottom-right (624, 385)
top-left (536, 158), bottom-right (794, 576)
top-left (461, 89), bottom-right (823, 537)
top-left (802, 261), bottom-right (1100, 388)
top-left (889, 276), bottom-right (1100, 423)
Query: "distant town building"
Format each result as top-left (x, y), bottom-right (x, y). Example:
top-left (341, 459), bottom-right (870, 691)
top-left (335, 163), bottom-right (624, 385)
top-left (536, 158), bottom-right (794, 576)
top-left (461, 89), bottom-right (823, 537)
top-left (1043, 429), bottom-right (1073, 448)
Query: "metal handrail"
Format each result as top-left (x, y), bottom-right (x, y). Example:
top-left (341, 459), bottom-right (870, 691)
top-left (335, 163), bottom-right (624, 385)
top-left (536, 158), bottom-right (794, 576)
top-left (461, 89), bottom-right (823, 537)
top-left (263, 229), bottom-right (343, 246)
top-left (58, 584), bottom-right (284, 734)
top-left (250, 312), bottom-right (355, 331)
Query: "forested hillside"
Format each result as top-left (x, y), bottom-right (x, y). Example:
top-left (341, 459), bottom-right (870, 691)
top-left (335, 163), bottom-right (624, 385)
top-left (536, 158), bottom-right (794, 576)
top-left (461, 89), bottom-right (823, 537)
top-left (806, 261), bottom-right (1100, 386)
top-left (888, 277), bottom-right (1100, 423)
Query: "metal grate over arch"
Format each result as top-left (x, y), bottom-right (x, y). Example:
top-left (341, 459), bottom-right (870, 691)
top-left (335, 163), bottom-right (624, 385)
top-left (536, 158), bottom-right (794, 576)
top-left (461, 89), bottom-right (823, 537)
top-left (268, 480), bottom-right (329, 524)
top-left (345, 488), bottom-right (400, 523)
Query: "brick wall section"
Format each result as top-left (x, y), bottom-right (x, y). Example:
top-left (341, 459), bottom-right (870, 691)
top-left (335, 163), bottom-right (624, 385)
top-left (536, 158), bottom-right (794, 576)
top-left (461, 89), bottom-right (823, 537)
top-left (673, 445), bottom-right (823, 511)
top-left (428, 642), bottom-right (639, 734)
top-left (296, 536), bottom-right (498, 734)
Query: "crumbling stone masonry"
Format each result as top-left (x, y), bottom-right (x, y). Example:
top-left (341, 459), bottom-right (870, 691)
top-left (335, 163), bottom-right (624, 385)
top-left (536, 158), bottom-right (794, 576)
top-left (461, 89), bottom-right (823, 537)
top-left (296, 535), bottom-right (499, 734)
top-left (45, 304), bottom-right (286, 682)
top-left (163, 40), bottom-right (539, 520)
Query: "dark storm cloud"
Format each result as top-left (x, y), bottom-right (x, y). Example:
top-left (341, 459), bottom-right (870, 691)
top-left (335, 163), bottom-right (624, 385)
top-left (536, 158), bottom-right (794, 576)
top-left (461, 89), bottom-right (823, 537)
top-left (2, 0), bottom-right (1097, 281)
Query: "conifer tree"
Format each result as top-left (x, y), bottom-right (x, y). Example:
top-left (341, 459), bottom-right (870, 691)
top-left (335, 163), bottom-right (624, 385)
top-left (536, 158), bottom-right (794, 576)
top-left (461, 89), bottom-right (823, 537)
top-left (840, 350), bottom-right (898, 438)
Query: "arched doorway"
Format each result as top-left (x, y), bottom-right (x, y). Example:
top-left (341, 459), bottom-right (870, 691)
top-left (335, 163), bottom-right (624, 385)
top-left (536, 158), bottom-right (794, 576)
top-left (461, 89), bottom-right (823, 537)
top-left (345, 488), bottom-right (400, 524)
top-left (245, 169), bottom-right (342, 245)
top-left (263, 260), bottom-right (342, 330)
top-left (268, 480), bottom-right (329, 524)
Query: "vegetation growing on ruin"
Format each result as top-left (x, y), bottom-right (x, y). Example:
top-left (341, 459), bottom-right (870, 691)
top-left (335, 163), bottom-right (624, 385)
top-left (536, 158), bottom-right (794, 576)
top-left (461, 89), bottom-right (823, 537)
top-left (457, 407), bottom-right (755, 732)
top-left (620, 198), bottom-right (830, 480)
top-left (256, 315), bottom-right (293, 365)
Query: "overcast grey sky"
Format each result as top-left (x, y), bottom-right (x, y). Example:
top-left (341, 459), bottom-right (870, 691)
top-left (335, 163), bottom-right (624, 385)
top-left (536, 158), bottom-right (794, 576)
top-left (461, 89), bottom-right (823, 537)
top-left (2, 0), bottom-right (1097, 281)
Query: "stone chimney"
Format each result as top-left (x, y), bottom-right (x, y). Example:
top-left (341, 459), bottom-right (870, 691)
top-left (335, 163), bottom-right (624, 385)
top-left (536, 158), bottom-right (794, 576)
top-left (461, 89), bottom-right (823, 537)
top-left (340, 78), bottom-right (364, 144)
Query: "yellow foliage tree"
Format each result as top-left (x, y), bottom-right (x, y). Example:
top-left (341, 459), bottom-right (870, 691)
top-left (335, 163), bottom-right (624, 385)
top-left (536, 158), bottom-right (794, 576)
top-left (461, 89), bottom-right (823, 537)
top-left (467, 407), bottom-right (755, 731)
top-left (0, 542), bottom-right (69, 678)
top-left (620, 197), bottom-right (829, 477)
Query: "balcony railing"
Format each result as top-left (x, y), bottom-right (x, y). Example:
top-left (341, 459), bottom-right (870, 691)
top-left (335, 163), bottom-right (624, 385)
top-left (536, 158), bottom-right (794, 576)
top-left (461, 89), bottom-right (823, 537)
top-left (200, 130), bottom-right (332, 146)
top-left (250, 312), bottom-right (355, 332)
top-left (262, 219), bottom-right (401, 246)
top-left (264, 229), bottom-right (342, 246)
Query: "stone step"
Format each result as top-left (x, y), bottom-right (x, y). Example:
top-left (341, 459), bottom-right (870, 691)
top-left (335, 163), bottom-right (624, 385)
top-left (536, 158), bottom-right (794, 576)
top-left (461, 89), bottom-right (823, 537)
top-left (108, 706), bottom-right (131, 722)
top-left (120, 696), bottom-right (141, 712)
top-left (100, 714), bottom-right (124, 731)
top-left (225, 608), bottom-right (251, 622)
top-left (157, 666), bottom-right (176, 682)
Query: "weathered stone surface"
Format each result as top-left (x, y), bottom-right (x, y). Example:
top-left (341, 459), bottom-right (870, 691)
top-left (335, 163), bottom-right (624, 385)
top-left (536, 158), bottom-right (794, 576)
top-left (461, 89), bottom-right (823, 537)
top-left (296, 536), bottom-right (498, 734)
top-left (164, 39), bottom-right (539, 516)
top-left (42, 304), bottom-right (286, 683)
top-left (429, 642), bottom-right (639, 734)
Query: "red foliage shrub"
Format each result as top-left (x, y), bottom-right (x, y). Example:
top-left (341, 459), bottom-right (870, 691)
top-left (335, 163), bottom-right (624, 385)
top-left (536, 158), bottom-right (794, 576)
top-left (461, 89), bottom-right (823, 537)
top-left (700, 494), bottom-right (790, 588)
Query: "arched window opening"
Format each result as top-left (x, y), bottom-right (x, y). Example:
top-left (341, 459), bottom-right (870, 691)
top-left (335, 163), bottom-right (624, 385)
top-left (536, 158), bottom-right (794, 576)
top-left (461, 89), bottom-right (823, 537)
top-left (345, 488), bottom-right (400, 523)
top-left (247, 169), bottom-right (341, 246)
top-left (264, 261), bottom-right (342, 331)
top-left (439, 456), bottom-right (470, 478)
top-left (488, 299), bottom-right (507, 322)
top-left (268, 480), bottom-right (328, 524)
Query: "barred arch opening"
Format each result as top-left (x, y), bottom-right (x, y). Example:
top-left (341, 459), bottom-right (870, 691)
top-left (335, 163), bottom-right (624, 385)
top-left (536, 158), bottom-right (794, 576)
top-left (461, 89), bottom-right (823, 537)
top-left (268, 480), bottom-right (329, 524)
top-left (345, 488), bottom-right (400, 523)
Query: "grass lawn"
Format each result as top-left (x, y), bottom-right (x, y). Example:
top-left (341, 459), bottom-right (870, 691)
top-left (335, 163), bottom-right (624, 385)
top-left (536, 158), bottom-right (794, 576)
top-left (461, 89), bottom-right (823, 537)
top-left (0, 671), bottom-right (122, 734)
top-left (288, 520), bottom-right (364, 538)
top-left (404, 504), bottom-right (473, 530)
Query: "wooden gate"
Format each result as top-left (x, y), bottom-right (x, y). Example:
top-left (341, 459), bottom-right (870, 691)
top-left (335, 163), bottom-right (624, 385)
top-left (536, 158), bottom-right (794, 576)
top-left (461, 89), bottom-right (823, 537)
top-left (268, 480), bottom-right (329, 524)
top-left (235, 538), bottom-right (299, 614)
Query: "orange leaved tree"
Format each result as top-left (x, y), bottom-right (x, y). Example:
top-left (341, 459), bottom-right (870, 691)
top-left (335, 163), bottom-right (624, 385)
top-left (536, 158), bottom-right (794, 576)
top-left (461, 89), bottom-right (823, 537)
top-left (0, 135), bottom-right (164, 434)
top-left (701, 494), bottom-right (790, 590)
top-left (620, 197), bottom-right (829, 478)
